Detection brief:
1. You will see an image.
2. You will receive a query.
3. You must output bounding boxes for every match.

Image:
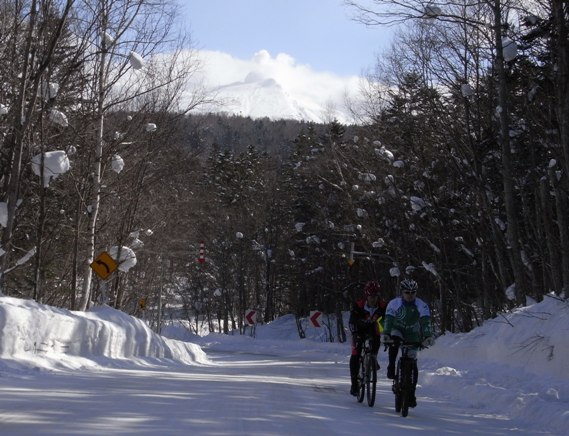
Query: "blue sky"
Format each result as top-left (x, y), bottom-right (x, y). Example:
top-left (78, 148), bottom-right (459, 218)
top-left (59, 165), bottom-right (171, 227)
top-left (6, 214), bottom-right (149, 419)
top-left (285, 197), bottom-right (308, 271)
top-left (181, 0), bottom-right (394, 77)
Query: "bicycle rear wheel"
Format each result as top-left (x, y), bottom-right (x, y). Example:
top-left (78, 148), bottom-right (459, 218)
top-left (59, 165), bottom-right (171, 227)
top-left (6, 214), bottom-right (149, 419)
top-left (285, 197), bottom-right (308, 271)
top-left (366, 355), bottom-right (377, 407)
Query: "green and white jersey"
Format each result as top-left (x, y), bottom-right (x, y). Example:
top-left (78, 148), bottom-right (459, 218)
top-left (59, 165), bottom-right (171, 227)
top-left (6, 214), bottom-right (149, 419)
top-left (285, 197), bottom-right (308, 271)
top-left (383, 297), bottom-right (432, 343)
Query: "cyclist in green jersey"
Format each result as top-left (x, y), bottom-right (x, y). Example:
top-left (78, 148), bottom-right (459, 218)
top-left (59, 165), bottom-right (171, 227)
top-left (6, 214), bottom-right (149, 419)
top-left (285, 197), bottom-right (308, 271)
top-left (383, 279), bottom-right (434, 407)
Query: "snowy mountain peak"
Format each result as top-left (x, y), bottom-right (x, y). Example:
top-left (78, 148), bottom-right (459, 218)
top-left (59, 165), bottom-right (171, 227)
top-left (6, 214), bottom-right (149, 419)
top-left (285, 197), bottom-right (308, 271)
top-left (243, 71), bottom-right (276, 88)
top-left (196, 72), bottom-right (346, 123)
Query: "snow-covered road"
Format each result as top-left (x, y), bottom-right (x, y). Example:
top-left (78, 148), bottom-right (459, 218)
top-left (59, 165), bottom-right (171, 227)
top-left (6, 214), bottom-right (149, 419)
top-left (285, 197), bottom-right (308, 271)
top-left (0, 347), bottom-right (544, 435)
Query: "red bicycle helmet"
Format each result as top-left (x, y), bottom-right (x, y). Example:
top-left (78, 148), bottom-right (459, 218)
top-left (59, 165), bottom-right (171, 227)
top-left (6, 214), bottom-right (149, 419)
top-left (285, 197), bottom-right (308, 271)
top-left (364, 280), bottom-right (381, 297)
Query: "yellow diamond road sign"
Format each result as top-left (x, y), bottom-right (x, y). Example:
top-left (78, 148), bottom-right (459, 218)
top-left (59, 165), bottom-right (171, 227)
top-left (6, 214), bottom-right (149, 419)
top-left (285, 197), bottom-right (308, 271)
top-left (90, 251), bottom-right (118, 280)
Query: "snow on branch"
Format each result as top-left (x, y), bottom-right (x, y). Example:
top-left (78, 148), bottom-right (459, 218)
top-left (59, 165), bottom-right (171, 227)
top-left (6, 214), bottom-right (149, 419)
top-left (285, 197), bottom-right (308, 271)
top-left (3, 247), bottom-right (37, 274)
top-left (31, 151), bottom-right (71, 187)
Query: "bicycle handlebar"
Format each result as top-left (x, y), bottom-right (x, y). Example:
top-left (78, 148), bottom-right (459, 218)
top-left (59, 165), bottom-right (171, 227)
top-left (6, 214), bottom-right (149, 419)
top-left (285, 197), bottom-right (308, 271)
top-left (383, 339), bottom-right (427, 351)
top-left (401, 341), bottom-right (423, 347)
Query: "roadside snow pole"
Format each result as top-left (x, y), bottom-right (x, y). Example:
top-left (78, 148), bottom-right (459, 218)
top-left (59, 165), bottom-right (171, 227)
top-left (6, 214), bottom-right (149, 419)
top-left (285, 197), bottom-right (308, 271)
top-left (197, 241), bottom-right (206, 264)
top-left (348, 242), bottom-right (355, 267)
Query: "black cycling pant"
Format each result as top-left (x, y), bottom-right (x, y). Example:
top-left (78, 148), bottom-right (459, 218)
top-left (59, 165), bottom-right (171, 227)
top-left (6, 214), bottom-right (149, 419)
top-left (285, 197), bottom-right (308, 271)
top-left (350, 335), bottom-right (380, 379)
top-left (388, 342), bottom-right (418, 390)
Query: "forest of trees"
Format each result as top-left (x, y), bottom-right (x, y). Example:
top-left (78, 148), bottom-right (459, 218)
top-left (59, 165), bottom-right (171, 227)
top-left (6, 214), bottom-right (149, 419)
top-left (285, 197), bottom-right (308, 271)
top-left (0, 0), bottom-right (567, 339)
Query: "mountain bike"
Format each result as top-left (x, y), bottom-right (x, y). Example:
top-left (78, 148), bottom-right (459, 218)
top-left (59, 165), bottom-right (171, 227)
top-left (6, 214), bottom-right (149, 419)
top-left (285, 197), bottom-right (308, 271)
top-left (356, 335), bottom-right (377, 407)
top-left (391, 341), bottom-right (422, 417)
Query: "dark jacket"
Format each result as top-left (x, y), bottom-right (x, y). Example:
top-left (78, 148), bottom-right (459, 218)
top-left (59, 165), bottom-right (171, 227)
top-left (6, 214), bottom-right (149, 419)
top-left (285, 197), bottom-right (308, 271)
top-left (349, 298), bottom-right (387, 338)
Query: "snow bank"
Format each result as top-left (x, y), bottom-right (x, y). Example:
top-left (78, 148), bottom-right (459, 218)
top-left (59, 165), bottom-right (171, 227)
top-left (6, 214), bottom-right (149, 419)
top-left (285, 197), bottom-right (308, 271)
top-left (0, 296), bottom-right (208, 371)
top-left (420, 294), bottom-right (569, 435)
top-left (423, 294), bottom-right (569, 379)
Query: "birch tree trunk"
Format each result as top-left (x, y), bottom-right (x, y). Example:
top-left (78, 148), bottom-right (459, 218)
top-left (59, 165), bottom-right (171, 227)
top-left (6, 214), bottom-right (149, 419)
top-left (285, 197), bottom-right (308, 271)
top-left (492, 0), bottom-right (529, 303)
top-left (78, 7), bottom-right (108, 310)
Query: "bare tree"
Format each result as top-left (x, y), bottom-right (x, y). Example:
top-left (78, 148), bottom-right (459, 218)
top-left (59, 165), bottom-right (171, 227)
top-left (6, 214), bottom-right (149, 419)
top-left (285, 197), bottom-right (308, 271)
top-left (0, 0), bottom-right (76, 294)
top-left (344, 0), bottom-right (533, 302)
top-left (0, 0), bottom-right (208, 307)
top-left (551, 0), bottom-right (569, 294)
top-left (72, 0), bottom-right (204, 310)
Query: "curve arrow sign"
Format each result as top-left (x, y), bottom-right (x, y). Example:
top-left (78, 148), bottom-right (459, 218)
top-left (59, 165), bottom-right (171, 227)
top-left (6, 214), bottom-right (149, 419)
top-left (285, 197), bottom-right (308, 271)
top-left (90, 251), bottom-right (118, 280)
top-left (245, 310), bottom-right (257, 326)
top-left (310, 310), bottom-right (323, 328)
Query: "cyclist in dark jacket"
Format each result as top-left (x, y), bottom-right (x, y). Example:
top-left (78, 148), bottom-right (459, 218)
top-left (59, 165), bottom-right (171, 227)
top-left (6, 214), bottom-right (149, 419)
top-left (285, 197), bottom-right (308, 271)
top-left (348, 280), bottom-right (387, 396)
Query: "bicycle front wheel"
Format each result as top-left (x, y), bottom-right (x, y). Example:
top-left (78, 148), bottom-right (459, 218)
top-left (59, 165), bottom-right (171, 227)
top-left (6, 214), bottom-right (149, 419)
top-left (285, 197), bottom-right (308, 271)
top-left (366, 355), bottom-right (377, 407)
top-left (400, 360), bottom-right (412, 417)
top-left (394, 389), bottom-right (402, 413)
top-left (394, 361), bottom-right (402, 413)
top-left (357, 356), bottom-right (365, 403)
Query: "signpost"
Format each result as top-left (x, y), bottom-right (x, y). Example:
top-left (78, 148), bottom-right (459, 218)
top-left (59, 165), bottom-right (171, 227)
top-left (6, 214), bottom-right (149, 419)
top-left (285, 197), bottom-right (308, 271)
top-left (90, 251), bottom-right (118, 280)
top-left (347, 242), bottom-right (394, 266)
top-left (310, 310), bottom-right (323, 328)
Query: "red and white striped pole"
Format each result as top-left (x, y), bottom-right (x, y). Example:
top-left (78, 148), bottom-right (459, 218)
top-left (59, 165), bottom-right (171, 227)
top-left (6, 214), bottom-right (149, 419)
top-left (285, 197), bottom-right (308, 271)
top-left (197, 241), bottom-right (206, 264)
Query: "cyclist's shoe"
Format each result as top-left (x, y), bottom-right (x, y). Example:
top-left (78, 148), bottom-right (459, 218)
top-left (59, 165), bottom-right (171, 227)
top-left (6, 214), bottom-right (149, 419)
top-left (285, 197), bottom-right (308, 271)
top-left (350, 378), bottom-right (359, 396)
top-left (387, 364), bottom-right (395, 379)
